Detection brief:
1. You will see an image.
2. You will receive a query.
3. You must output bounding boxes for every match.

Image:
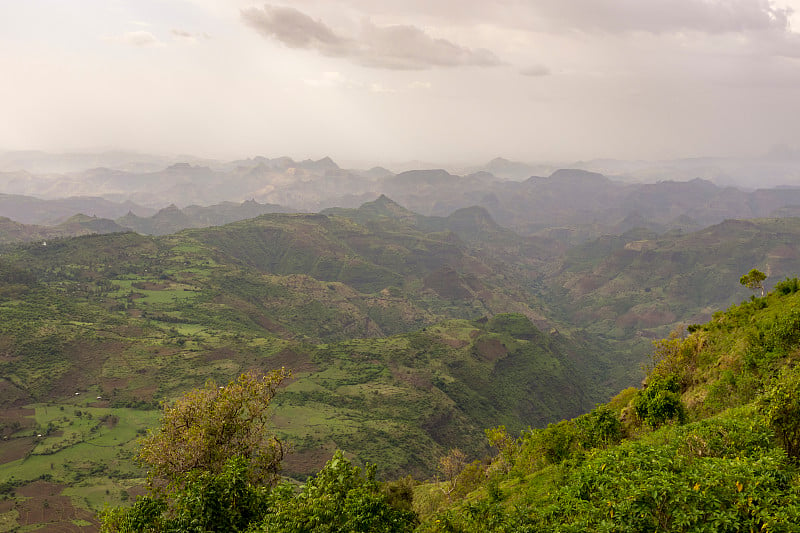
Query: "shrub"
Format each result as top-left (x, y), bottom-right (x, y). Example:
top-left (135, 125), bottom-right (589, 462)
top-left (633, 374), bottom-right (686, 428)
top-left (761, 368), bottom-right (800, 459)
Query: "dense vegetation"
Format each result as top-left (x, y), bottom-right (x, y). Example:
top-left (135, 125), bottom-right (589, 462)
top-left (4, 201), bottom-right (800, 530)
top-left (0, 204), bottom-right (598, 530)
top-left (96, 279), bottom-right (800, 531)
top-left (412, 279), bottom-right (800, 531)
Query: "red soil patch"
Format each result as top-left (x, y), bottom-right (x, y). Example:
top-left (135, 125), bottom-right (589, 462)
top-left (441, 338), bottom-right (468, 349)
top-left (97, 377), bottom-right (130, 399)
top-left (282, 443), bottom-right (337, 477)
top-left (110, 325), bottom-right (145, 337)
top-left (0, 378), bottom-right (32, 407)
top-left (0, 406), bottom-right (34, 430)
top-left (263, 348), bottom-right (318, 376)
top-left (50, 341), bottom-right (127, 399)
top-left (573, 275), bottom-right (602, 295)
top-left (0, 435), bottom-right (36, 463)
top-left (15, 481), bottom-right (99, 531)
top-left (254, 315), bottom-right (290, 336)
top-left (473, 337), bottom-right (508, 361)
top-left (129, 383), bottom-right (158, 401)
top-left (204, 347), bottom-right (236, 362)
top-left (389, 365), bottom-right (432, 390)
top-left (103, 415), bottom-right (118, 429)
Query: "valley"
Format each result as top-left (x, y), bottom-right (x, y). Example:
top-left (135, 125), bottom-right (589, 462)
top-left (2, 156), bottom-right (800, 530)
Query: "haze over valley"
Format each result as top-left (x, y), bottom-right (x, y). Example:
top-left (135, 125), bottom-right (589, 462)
top-left (5, 0), bottom-right (800, 531)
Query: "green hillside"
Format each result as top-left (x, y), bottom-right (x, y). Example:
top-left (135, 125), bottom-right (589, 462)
top-left (0, 209), bottom-right (597, 531)
top-left (413, 279), bottom-right (800, 531)
top-left (5, 206), bottom-right (800, 531)
top-left (92, 277), bottom-right (800, 532)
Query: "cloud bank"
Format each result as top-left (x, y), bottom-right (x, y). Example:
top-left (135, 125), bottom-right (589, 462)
top-left (241, 4), bottom-right (502, 69)
top-left (529, 0), bottom-right (792, 34)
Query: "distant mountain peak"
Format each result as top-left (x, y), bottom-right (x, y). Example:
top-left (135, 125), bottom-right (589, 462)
top-left (395, 168), bottom-right (453, 181)
top-left (63, 213), bottom-right (96, 224)
top-left (361, 194), bottom-right (410, 212)
top-left (549, 168), bottom-right (608, 181)
top-left (373, 193), bottom-right (397, 205)
top-left (299, 156), bottom-right (339, 172)
top-left (353, 195), bottom-right (418, 222)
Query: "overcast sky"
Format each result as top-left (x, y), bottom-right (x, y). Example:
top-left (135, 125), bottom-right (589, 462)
top-left (2, 0), bottom-right (800, 165)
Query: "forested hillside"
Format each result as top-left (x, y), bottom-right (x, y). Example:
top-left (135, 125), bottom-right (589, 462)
top-left (410, 278), bottom-right (800, 531)
top-left (3, 202), bottom-right (800, 530)
top-left (0, 204), bottom-right (597, 530)
top-left (97, 280), bottom-right (800, 532)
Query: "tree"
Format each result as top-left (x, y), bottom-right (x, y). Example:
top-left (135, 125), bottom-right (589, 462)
top-left (438, 448), bottom-right (467, 501)
top-left (259, 450), bottom-right (417, 532)
top-left (100, 457), bottom-right (270, 533)
top-left (139, 368), bottom-right (290, 487)
top-left (740, 268), bottom-right (767, 297)
top-left (100, 369), bottom-right (289, 532)
top-left (633, 374), bottom-right (686, 428)
top-left (761, 368), bottom-right (800, 459)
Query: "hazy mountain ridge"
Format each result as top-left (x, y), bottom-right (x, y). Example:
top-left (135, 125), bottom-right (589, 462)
top-left (0, 214), bottom-right (128, 244)
top-left (6, 152), bottom-right (800, 244)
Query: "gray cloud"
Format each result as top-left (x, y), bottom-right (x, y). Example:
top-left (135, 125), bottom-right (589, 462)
top-left (335, 0), bottom-right (792, 35)
top-left (172, 29), bottom-right (201, 42)
top-left (170, 29), bottom-right (213, 42)
top-left (358, 20), bottom-right (501, 69)
top-left (520, 64), bottom-right (551, 77)
top-left (512, 0), bottom-right (792, 35)
top-left (241, 4), bottom-right (502, 69)
top-left (116, 30), bottom-right (161, 47)
top-left (241, 5), bottom-right (352, 56)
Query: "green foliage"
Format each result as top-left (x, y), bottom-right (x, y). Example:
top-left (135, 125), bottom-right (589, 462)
top-left (257, 450), bottom-right (417, 532)
top-left (740, 268), bottom-right (767, 296)
top-left (648, 331), bottom-right (702, 388)
top-left (633, 374), bottom-right (687, 428)
top-left (138, 370), bottom-right (289, 487)
top-left (485, 426), bottom-right (518, 471)
top-left (485, 313), bottom-right (540, 340)
top-left (743, 310), bottom-right (800, 368)
top-left (100, 456), bottom-right (269, 532)
top-left (541, 438), bottom-right (799, 532)
top-left (574, 404), bottom-right (623, 449)
top-left (414, 280), bottom-right (800, 532)
top-left (102, 444), bottom-right (417, 532)
top-left (775, 277), bottom-right (800, 295)
top-left (761, 368), bottom-right (800, 459)
top-left (423, 414), bottom-right (800, 532)
top-left (99, 495), bottom-right (167, 533)
top-left (11, 204), bottom-right (800, 531)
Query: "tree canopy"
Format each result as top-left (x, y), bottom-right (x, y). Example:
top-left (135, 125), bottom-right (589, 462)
top-left (138, 368), bottom-right (290, 487)
top-left (740, 268), bottom-right (767, 297)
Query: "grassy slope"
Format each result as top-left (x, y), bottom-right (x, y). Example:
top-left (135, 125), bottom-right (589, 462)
top-left (0, 211), bottom-right (595, 530)
top-left (416, 283), bottom-right (800, 531)
top-left (5, 208), bottom-right (800, 530)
